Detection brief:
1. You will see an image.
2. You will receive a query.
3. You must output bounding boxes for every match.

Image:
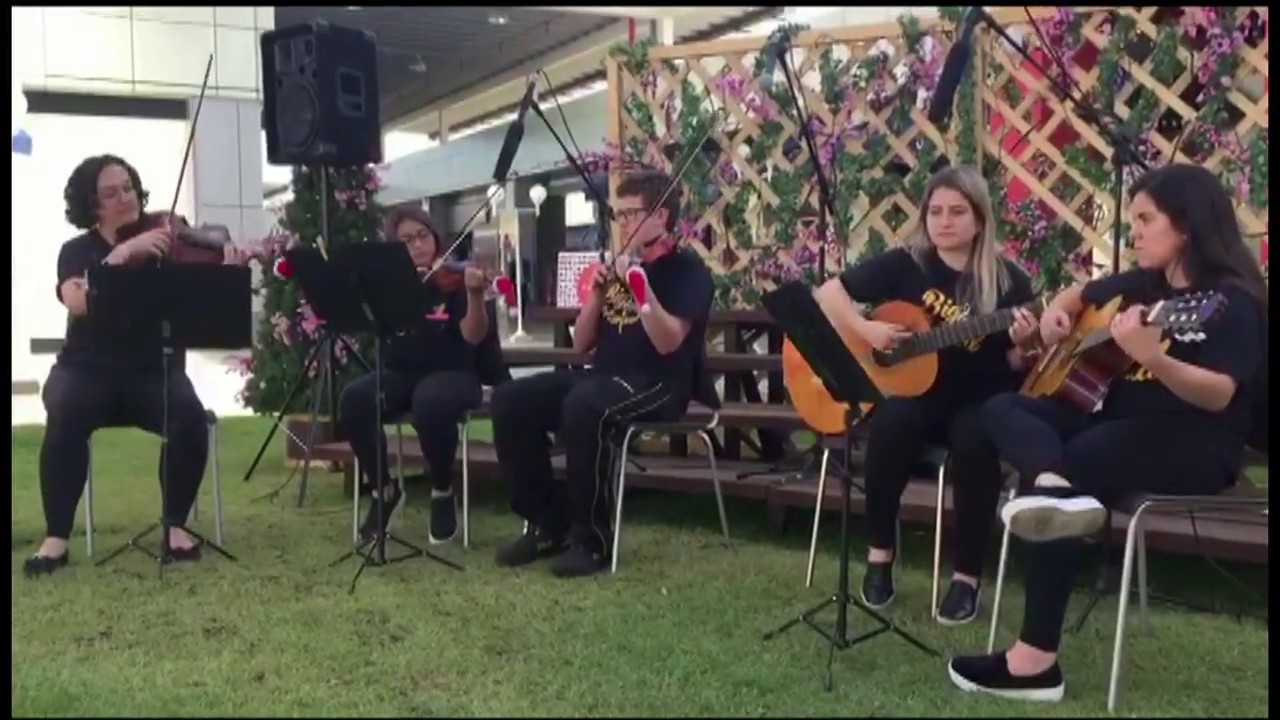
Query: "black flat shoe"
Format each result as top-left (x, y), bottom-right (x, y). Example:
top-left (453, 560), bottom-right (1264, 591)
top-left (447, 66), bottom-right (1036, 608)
top-left (164, 543), bottom-right (203, 563)
top-left (23, 552), bottom-right (70, 578)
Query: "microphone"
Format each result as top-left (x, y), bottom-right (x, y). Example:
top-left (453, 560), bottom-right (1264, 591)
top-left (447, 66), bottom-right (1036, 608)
top-left (757, 27), bottom-right (791, 94)
top-left (492, 74), bottom-right (540, 184)
top-left (928, 7), bottom-right (985, 130)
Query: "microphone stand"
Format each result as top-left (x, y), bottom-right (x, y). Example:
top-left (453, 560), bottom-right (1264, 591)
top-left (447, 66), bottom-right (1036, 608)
top-left (970, 10), bottom-right (1150, 273)
top-left (738, 37), bottom-right (841, 484)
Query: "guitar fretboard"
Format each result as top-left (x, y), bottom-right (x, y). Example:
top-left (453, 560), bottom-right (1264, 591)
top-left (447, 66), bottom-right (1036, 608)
top-left (891, 299), bottom-right (1044, 362)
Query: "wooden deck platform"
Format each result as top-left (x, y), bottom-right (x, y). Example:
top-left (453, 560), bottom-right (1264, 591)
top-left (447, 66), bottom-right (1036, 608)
top-left (312, 438), bottom-right (1269, 565)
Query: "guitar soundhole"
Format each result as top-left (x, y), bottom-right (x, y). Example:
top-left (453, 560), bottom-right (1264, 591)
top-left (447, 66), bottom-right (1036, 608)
top-left (871, 348), bottom-right (898, 367)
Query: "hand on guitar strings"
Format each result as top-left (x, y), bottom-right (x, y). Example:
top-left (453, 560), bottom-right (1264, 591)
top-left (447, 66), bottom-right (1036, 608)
top-left (1008, 306), bottom-right (1040, 347)
top-left (862, 319), bottom-right (912, 351)
top-left (1039, 306), bottom-right (1074, 345)
top-left (1110, 304), bottom-right (1165, 366)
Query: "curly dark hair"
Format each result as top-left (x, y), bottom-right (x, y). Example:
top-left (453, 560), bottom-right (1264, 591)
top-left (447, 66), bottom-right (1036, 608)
top-left (63, 154), bottom-right (149, 230)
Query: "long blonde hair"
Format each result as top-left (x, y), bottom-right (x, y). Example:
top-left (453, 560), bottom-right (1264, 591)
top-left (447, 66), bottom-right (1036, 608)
top-left (903, 165), bottom-right (1011, 315)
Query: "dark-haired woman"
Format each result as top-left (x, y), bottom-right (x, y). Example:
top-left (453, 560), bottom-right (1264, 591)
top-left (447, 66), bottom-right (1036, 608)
top-left (337, 206), bottom-right (489, 546)
top-left (948, 163), bottom-right (1268, 702)
top-left (24, 154), bottom-right (251, 578)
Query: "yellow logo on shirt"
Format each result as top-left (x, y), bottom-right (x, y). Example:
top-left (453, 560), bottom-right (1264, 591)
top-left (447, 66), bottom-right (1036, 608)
top-left (601, 280), bottom-right (639, 328)
top-left (921, 288), bottom-right (981, 352)
top-left (1122, 339), bottom-right (1173, 382)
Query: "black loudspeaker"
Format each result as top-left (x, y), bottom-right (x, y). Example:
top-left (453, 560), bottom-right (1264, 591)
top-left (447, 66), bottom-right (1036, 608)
top-left (260, 21), bottom-right (383, 167)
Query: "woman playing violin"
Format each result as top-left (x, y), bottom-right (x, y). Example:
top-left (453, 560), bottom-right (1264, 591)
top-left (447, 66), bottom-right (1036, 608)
top-left (336, 206), bottom-right (488, 546)
top-left (24, 153), bottom-right (251, 578)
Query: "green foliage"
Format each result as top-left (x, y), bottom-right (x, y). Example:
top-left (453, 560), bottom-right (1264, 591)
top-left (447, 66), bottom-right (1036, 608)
top-left (237, 165), bottom-right (385, 415)
top-left (601, 8), bottom-right (1266, 306)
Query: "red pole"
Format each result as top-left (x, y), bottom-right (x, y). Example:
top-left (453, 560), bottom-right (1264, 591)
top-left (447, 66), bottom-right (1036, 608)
top-left (628, 17), bottom-right (636, 45)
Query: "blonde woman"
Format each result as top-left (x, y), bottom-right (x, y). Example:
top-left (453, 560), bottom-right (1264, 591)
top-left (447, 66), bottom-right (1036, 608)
top-left (814, 165), bottom-right (1038, 624)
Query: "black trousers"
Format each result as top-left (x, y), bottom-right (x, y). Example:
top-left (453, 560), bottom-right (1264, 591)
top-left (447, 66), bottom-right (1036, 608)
top-left (861, 394), bottom-right (1006, 577)
top-left (490, 369), bottom-right (687, 553)
top-left (39, 363), bottom-right (209, 540)
top-left (337, 368), bottom-right (482, 493)
top-left (982, 392), bottom-right (1235, 652)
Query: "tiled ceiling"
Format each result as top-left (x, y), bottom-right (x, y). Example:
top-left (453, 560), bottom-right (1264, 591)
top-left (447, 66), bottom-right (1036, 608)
top-left (274, 6), bottom-right (619, 126)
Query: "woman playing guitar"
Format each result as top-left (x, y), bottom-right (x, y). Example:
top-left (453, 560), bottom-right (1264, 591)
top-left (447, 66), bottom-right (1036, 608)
top-left (812, 165), bottom-right (1038, 624)
top-left (949, 163), bottom-right (1268, 702)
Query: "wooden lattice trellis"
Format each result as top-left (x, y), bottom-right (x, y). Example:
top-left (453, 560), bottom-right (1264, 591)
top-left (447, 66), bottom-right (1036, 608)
top-left (603, 6), bottom-right (1269, 309)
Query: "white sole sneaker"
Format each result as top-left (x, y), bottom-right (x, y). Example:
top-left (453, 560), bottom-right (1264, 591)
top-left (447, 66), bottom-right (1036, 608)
top-left (1001, 496), bottom-right (1107, 542)
top-left (948, 663), bottom-right (1065, 702)
top-left (1034, 472), bottom-right (1072, 489)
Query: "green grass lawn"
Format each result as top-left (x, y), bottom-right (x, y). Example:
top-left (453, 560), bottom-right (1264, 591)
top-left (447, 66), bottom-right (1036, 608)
top-left (11, 417), bottom-right (1269, 717)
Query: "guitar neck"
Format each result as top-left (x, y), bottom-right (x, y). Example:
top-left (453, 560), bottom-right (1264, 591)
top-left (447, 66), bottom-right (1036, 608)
top-left (900, 301), bottom-right (1036, 359)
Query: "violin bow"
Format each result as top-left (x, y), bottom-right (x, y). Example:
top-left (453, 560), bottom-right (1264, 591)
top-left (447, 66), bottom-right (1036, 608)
top-left (606, 96), bottom-right (729, 278)
top-left (164, 55), bottom-right (215, 230)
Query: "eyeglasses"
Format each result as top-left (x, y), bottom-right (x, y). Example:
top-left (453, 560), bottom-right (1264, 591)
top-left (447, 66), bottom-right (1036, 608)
top-left (98, 184), bottom-right (136, 202)
top-left (397, 230), bottom-right (435, 246)
top-left (614, 207), bottom-right (650, 223)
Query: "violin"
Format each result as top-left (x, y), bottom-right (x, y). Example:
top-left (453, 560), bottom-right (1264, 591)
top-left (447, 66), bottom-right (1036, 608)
top-left (116, 211), bottom-right (231, 264)
top-left (424, 259), bottom-right (516, 306)
top-left (116, 211), bottom-right (266, 266)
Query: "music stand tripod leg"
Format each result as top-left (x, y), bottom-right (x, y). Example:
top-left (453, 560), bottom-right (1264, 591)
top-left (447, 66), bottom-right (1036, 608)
top-left (295, 335), bottom-right (336, 508)
top-left (241, 338), bottom-right (327, 484)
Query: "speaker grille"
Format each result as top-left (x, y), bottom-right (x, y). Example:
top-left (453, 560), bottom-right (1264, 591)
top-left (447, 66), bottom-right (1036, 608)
top-left (276, 80), bottom-right (319, 152)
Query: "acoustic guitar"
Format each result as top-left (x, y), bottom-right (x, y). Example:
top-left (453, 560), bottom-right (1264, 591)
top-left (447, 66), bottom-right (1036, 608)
top-left (1020, 291), bottom-right (1226, 413)
top-left (784, 297), bottom-right (1047, 434)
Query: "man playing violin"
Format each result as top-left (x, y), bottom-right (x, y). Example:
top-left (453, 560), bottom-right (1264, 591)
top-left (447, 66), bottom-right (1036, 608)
top-left (24, 154), bottom-right (251, 578)
top-left (490, 169), bottom-right (715, 578)
top-left (336, 206), bottom-right (489, 546)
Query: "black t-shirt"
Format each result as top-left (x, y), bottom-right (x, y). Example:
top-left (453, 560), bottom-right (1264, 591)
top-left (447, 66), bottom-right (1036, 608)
top-left (838, 247), bottom-right (1036, 402)
top-left (56, 230), bottom-right (181, 372)
top-left (1081, 269), bottom-right (1266, 467)
top-left (383, 284), bottom-right (474, 375)
top-left (592, 248), bottom-right (715, 391)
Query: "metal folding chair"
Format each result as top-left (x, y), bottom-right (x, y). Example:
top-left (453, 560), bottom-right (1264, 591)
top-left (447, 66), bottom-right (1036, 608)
top-left (609, 402), bottom-right (730, 574)
top-left (803, 443), bottom-right (946, 588)
top-left (985, 483), bottom-right (1269, 712)
top-left (84, 409), bottom-right (224, 557)
top-left (349, 408), bottom-right (485, 548)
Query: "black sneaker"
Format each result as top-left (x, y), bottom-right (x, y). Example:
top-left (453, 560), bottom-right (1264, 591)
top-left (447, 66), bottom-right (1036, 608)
top-left (428, 490), bottom-right (458, 545)
top-left (861, 561), bottom-right (895, 609)
top-left (358, 485), bottom-right (404, 545)
top-left (495, 526), bottom-right (568, 568)
top-left (937, 580), bottom-right (980, 626)
top-left (23, 552), bottom-right (70, 578)
top-left (948, 653), bottom-right (1065, 702)
top-left (550, 544), bottom-right (608, 578)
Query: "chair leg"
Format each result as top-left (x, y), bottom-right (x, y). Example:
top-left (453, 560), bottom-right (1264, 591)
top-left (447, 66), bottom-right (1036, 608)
top-left (394, 424), bottom-right (406, 527)
top-left (804, 448), bottom-right (831, 588)
top-left (461, 418), bottom-right (471, 549)
top-left (351, 457), bottom-right (362, 545)
top-left (610, 427), bottom-right (638, 574)
top-left (1108, 509), bottom-right (1145, 713)
top-left (931, 461), bottom-right (947, 620)
top-left (1137, 527), bottom-right (1151, 635)
top-left (211, 422), bottom-right (224, 546)
top-left (699, 430), bottom-right (729, 539)
top-left (986, 489), bottom-right (1016, 654)
top-left (85, 443), bottom-right (95, 558)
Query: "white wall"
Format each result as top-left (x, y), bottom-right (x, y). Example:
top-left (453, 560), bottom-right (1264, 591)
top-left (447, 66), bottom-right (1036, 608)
top-left (12, 6), bottom-right (273, 101)
top-left (11, 113), bottom-right (191, 386)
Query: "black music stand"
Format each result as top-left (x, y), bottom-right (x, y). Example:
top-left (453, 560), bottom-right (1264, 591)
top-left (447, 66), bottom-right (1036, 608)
top-left (759, 282), bottom-right (937, 690)
top-left (241, 245), bottom-right (372, 506)
top-left (314, 242), bottom-right (466, 593)
top-left (86, 263), bottom-right (249, 577)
